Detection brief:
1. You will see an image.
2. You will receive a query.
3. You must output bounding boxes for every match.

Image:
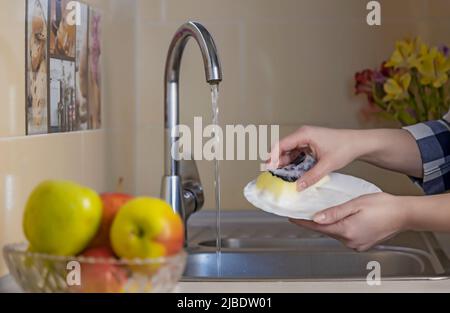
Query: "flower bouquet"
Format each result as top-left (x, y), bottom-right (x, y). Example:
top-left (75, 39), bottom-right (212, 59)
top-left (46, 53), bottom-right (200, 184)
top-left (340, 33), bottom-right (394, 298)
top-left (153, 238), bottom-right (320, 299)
top-left (355, 38), bottom-right (450, 126)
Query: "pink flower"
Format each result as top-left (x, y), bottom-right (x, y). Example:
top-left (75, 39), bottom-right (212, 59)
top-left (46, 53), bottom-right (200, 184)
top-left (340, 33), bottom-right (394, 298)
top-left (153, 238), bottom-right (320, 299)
top-left (355, 69), bottom-right (375, 105)
top-left (355, 62), bottom-right (397, 122)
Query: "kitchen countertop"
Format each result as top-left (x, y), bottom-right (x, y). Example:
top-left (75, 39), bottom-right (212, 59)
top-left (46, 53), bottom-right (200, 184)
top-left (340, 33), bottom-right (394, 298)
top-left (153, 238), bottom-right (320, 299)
top-left (175, 280), bottom-right (450, 293)
top-left (0, 276), bottom-right (21, 293)
top-left (1, 275), bottom-right (450, 293)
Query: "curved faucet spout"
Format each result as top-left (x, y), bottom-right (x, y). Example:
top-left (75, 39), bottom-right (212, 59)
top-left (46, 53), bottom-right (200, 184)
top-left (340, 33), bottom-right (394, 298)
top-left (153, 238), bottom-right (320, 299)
top-left (164, 21), bottom-right (223, 178)
top-left (165, 21), bottom-right (223, 85)
top-left (162, 22), bottom-right (222, 239)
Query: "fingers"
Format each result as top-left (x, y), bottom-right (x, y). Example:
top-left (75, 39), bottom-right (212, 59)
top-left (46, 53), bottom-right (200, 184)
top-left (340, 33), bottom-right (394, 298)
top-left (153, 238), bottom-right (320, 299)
top-left (289, 218), bottom-right (346, 239)
top-left (312, 200), bottom-right (360, 225)
top-left (267, 126), bottom-right (332, 190)
top-left (268, 129), bottom-right (310, 169)
top-left (289, 218), bottom-right (320, 229)
top-left (289, 219), bottom-right (326, 235)
top-left (296, 158), bottom-right (330, 191)
top-left (276, 150), bottom-right (303, 168)
top-left (291, 218), bottom-right (371, 252)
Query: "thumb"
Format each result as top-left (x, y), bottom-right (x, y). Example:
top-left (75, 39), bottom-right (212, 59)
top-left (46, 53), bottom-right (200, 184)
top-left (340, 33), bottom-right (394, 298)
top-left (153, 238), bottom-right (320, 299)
top-left (296, 160), bottom-right (329, 191)
top-left (313, 201), bottom-right (359, 225)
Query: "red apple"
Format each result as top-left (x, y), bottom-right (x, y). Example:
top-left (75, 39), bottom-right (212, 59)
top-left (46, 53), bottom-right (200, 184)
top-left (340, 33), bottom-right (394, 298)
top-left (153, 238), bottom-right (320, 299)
top-left (78, 246), bottom-right (128, 293)
top-left (89, 193), bottom-right (133, 248)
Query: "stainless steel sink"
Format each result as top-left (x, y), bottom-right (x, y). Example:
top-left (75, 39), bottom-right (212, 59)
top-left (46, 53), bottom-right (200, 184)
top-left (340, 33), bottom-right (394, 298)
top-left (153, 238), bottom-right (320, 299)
top-left (185, 250), bottom-right (436, 280)
top-left (183, 211), bottom-right (450, 281)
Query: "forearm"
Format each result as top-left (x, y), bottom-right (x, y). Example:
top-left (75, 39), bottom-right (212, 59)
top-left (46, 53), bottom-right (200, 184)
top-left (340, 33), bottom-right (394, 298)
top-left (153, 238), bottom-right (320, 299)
top-left (401, 194), bottom-right (450, 232)
top-left (355, 129), bottom-right (423, 178)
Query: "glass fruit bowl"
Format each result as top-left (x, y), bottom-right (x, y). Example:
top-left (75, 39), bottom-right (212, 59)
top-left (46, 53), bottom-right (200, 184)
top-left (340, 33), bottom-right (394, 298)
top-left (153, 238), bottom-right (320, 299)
top-left (3, 243), bottom-right (187, 293)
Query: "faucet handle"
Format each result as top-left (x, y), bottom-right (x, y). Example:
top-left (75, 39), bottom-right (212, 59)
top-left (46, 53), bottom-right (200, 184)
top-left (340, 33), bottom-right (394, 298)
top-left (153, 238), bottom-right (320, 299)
top-left (180, 157), bottom-right (204, 218)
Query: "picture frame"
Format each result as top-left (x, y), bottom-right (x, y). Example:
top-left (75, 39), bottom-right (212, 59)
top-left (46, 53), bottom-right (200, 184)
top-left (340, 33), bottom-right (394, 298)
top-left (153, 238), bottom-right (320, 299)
top-left (25, 0), bottom-right (101, 135)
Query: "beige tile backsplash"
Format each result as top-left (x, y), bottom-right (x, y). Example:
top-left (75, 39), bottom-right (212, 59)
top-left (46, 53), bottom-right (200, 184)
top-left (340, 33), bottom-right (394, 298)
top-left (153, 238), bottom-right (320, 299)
top-left (1, 0), bottom-right (449, 276)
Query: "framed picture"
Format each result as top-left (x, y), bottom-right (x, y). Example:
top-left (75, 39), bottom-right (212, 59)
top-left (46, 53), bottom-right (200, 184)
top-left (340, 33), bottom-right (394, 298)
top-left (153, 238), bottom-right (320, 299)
top-left (25, 0), bottom-right (101, 135)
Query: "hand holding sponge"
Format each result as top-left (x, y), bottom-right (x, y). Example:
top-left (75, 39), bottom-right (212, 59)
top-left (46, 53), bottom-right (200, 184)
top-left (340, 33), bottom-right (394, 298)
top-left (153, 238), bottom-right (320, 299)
top-left (245, 154), bottom-right (381, 220)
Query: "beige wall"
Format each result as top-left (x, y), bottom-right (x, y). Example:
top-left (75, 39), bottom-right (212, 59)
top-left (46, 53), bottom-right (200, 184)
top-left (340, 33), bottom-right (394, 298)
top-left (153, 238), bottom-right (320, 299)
top-left (0, 0), bottom-right (137, 276)
top-left (135, 0), bottom-right (450, 211)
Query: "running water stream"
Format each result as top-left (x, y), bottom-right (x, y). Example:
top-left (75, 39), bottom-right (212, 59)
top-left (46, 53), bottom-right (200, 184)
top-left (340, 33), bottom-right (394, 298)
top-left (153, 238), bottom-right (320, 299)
top-left (211, 84), bottom-right (222, 277)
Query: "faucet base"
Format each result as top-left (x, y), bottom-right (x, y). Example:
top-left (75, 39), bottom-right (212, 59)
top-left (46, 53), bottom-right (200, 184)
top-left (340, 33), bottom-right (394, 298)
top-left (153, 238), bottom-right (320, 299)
top-left (161, 175), bottom-right (185, 220)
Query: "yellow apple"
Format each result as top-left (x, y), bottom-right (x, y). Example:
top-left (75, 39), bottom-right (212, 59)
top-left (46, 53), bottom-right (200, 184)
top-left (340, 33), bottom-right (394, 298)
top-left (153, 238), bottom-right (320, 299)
top-left (110, 197), bottom-right (184, 260)
top-left (23, 180), bottom-right (102, 256)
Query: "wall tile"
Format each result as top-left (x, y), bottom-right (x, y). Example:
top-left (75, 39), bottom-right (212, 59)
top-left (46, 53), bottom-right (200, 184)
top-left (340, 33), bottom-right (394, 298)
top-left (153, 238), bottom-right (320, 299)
top-left (0, 130), bottom-right (111, 276)
top-left (0, 0), bottom-right (26, 137)
top-left (424, 0), bottom-right (450, 19)
top-left (379, 0), bottom-right (427, 22)
top-left (81, 130), bottom-right (108, 191)
top-left (136, 0), bottom-right (164, 22)
top-left (135, 125), bottom-right (165, 198)
top-left (156, 0), bottom-right (427, 24)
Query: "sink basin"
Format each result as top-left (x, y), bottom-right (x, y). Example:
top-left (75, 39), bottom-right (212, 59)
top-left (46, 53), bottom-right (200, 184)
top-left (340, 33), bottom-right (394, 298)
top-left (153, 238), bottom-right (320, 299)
top-left (184, 249), bottom-right (437, 280)
top-left (183, 211), bottom-right (450, 281)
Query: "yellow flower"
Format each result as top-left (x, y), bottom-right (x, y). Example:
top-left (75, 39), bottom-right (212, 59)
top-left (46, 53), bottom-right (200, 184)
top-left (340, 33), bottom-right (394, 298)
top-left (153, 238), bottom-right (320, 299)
top-left (417, 47), bottom-right (450, 88)
top-left (383, 73), bottom-right (411, 102)
top-left (386, 38), bottom-right (427, 69)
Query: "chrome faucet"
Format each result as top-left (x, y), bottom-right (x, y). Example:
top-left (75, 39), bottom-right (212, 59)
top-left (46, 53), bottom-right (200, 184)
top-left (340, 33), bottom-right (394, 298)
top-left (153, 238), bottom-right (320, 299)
top-left (161, 21), bottom-right (222, 243)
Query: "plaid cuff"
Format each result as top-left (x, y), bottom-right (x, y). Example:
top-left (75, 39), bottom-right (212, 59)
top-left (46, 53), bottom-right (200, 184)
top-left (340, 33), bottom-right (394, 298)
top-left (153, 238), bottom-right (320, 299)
top-left (403, 119), bottom-right (450, 195)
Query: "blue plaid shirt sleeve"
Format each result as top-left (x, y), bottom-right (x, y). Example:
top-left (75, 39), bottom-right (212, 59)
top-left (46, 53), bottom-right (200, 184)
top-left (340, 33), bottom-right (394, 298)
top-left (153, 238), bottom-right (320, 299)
top-left (403, 118), bottom-right (450, 195)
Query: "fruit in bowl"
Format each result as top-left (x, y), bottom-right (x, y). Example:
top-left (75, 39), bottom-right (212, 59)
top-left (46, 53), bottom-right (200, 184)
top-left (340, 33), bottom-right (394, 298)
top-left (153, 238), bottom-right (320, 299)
top-left (3, 243), bottom-right (187, 293)
top-left (4, 180), bottom-right (187, 293)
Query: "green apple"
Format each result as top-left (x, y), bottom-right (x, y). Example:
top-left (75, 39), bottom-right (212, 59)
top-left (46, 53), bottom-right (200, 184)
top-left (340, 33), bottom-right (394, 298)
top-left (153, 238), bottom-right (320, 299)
top-left (23, 180), bottom-right (102, 256)
top-left (110, 197), bottom-right (184, 260)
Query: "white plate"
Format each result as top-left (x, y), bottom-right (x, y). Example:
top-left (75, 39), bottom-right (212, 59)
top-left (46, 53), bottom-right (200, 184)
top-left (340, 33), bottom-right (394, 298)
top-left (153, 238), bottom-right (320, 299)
top-left (244, 173), bottom-right (382, 220)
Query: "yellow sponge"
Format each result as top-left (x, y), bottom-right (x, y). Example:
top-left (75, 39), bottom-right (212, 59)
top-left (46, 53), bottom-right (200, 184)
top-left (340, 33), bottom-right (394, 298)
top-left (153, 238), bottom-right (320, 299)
top-left (255, 172), bottom-right (297, 200)
top-left (255, 171), bottom-right (331, 201)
